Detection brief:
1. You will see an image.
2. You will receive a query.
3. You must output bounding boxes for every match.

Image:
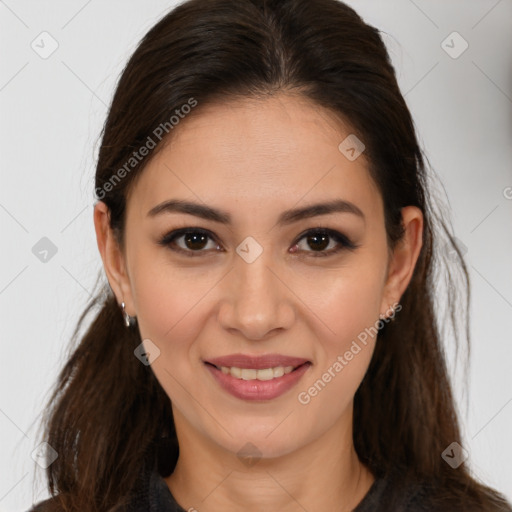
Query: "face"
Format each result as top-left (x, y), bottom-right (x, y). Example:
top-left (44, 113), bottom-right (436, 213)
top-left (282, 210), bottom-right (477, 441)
top-left (95, 93), bottom-right (422, 460)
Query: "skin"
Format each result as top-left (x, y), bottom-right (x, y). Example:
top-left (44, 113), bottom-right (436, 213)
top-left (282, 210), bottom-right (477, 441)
top-left (94, 92), bottom-right (423, 512)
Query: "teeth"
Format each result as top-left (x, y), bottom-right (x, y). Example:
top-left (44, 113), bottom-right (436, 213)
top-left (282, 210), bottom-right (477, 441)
top-left (219, 365), bottom-right (296, 380)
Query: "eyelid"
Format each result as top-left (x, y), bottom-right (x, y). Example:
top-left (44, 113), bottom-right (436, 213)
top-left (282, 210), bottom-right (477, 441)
top-left (292, 227), bottom-right (357, 248)
top-left (158, 226), bottom-right (359, 257)
top-left (291, 228), bottom-right (359, 257)
top-left (158, 227), bottom-right (222, 256)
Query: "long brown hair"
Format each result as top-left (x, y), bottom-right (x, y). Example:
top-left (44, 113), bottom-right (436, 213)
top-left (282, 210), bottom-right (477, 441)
top-left (33, 0), bottom-right (511, 510)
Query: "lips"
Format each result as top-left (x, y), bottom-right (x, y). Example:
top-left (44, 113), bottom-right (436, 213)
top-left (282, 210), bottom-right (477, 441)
top-left (203, 353), bottom-right (312, 400)
top-left (205, 353), bottom-right (310, 370)
top-left (204, 355), bottom-right (312, 401)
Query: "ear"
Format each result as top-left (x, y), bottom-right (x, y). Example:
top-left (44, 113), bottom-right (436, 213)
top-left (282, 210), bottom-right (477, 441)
top-left (93, 201), bottom-right (135, 316)
top-left (380, 206), bottom-right (423, 317)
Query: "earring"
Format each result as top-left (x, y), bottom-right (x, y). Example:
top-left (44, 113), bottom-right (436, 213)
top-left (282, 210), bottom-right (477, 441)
top-left (379, 307), bottom-right (396, 322)
top-left (120, 301), bottom-right (135, 327)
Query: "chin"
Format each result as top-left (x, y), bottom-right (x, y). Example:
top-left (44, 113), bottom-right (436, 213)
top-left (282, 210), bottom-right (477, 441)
top-left (214, 427), bottom-right (306, 462)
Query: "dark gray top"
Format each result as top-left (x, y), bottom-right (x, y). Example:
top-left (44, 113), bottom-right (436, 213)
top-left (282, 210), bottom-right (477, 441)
top-left (28, 467), bottom-right (390, 511)
top-left (28, 462), bottom-right (512, 512)
top-left (146, 467), bottom-right (390, 511)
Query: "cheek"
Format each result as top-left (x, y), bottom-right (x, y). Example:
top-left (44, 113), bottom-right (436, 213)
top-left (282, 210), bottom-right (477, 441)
top-left (298, 264), bottom-right (384, 395)
top-left (129, 259), bottom-right (214, 407)
top-left (308, 264), bottom-right (385, 342)
top-left (129, 246), bottom-right (217, 343)
top-left (296, 282), bottom-right (381, 419)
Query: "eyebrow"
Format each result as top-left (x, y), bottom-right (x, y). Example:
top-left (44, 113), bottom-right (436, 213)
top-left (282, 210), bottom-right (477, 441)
top-left (147, 198), bottom-right (365, 225)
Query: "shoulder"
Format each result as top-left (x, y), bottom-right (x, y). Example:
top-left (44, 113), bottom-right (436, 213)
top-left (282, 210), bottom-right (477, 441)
top-left (356, 467), bottom-right (512, 512)
top-left (403, 478), bottom-right (512, 512)
top-left (26, 496), bottom-right (64, 512)
top-left (25, 459), bottom-right (155, 512)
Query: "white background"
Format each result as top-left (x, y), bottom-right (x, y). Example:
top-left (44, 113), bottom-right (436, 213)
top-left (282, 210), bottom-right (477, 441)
top-left (1, 1), bottom-right (511, 510)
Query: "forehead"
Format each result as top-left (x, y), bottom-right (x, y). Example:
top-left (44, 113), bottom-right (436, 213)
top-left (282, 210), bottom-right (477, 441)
top-left (127, 93), bottom-right (381, 221)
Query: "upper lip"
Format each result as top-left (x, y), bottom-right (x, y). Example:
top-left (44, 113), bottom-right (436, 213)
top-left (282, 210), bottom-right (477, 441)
top-left (205, 353), bottom-right (311, 369)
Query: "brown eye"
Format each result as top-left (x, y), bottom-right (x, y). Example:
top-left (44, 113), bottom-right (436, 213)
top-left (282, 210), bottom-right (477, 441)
top-left (304, 233), bottom-right (330, 251)
top-left (182, 232), bottom-right (209, 251)
top-left (291, 229), bottom-right (358, 257)
top-left (158, 228), bottom-right (222, 256)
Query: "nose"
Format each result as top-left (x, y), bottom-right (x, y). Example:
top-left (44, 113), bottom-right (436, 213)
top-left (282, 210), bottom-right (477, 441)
top-left (217, 246), bottom-right (295, 341)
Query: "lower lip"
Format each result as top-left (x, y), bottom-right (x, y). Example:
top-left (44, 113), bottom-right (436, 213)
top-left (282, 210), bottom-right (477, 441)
top-left (205, 362), bottom-right (311, 401)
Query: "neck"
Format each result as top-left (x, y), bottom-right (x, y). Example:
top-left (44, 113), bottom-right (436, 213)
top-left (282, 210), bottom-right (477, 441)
top-left (165, 408), bottom-right (375, 512)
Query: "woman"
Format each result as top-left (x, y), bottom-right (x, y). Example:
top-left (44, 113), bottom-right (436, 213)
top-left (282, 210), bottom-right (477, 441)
top-left (29, 0), bottom-right (512, 510)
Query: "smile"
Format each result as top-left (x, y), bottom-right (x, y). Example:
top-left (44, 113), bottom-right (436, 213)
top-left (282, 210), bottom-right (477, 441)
top-left (204, 360), bottom-right (312, 401)
top-left (212, 364), bottom-right (299, 381)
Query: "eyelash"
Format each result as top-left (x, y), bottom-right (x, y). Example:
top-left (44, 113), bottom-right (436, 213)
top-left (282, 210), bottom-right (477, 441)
top-left (157, 227), bottom-right (359, 258)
